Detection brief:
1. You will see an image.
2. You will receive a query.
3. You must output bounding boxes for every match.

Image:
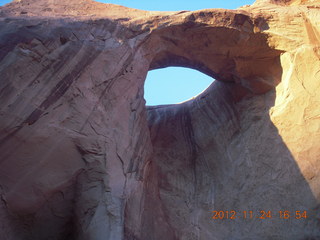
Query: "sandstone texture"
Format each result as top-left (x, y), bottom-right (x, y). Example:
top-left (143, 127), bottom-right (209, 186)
top-left (0, 0), bottom-right (320, 239)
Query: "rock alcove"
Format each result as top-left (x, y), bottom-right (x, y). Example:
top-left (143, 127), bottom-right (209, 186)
top-left (0, 0), bottom-right (320, 239)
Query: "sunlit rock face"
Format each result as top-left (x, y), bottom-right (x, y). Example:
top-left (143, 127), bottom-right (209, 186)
top-left (0, 0), bottom-right (319, 239)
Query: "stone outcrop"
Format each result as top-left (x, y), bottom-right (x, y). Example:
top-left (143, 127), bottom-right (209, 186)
top-left (0, 0), bottom-right (319, 239)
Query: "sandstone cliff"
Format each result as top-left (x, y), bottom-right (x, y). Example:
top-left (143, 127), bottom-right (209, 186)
top-left (0, 0), bottom-right (319, 239)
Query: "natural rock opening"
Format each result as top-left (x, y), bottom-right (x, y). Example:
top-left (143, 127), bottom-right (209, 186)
top-left (0, 0), bottom-right (320, 240)
top-left (144, 67), bottom-right (214, 106)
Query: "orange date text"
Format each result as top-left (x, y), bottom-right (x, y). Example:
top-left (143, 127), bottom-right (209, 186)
top-left (211, 210), bottom-right (307, 220)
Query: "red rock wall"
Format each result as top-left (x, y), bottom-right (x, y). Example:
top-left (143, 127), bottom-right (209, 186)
top-left (0, 0), bottom-right (319, 239)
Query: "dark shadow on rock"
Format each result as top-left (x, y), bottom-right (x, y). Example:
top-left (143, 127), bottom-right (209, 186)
top-left (142, 79), bottom-right (320, 239)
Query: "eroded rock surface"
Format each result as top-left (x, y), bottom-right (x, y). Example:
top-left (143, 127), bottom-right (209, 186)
top-left (0, 0), bottom-right (319, 239)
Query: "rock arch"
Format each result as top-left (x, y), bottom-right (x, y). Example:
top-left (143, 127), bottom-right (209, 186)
top-left (0, 0), bottom-right (319, 239)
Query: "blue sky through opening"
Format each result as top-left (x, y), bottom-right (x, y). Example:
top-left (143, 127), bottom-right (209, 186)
top-left (145, 67), bottom-right (214, 106)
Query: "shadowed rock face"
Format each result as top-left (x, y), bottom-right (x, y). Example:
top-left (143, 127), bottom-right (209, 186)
top-left (0, 0), bottom-right (320, 239)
